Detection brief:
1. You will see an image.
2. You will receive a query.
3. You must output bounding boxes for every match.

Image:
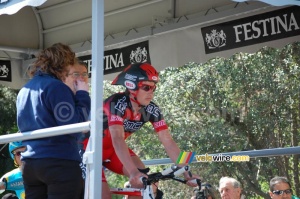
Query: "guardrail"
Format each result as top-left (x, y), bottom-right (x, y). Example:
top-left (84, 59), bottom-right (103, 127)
top-left (143, 146), bottom-right (300, 166)
top-left (1, 123), bottom-right (300, 166)
top-left (0, 122), bottom-right (91, 144)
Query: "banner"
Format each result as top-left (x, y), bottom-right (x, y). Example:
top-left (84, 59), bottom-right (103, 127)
top-left (0, 60), bottom-right (12, 82)
top-left (78, 41), bottom-right (151, 77)
top-left (201, 6), bottom-right (300, 54)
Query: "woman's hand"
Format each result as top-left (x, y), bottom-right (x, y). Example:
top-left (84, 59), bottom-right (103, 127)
top-left (74, 80), bottom-right (89, 92)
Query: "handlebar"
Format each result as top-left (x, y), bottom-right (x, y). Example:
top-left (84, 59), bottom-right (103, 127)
top-left (139, 165), bottom-right (201, 188)
top-left (189, 178), bottom-right (202, 186)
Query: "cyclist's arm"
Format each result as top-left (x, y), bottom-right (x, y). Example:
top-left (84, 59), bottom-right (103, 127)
top-left (157, 129), bottom-right (201, 185)
top-left (109, 124), bottom-right (145, 186)
top-left (157, 129), bottom-right (186, 167)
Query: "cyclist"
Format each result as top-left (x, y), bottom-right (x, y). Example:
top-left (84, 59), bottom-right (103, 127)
top-left (81, 62), bottom-right (199, 199)
top-left (0, 141), bottom-right (26, 199)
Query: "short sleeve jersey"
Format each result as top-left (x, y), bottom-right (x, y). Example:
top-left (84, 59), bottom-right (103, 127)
top-left (0, 168), bottom-right (25, 199)
top-left (103, 92), bottom-right (168, 146)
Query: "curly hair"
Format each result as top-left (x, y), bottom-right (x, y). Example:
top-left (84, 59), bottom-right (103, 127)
top-left (28, 43), bottom-right (76, 81)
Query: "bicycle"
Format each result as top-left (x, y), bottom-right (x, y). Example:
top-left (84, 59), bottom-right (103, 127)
top-left (110, 165), bottom-right (201, 199)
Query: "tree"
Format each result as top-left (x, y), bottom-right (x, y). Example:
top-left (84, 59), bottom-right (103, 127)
top-left (105, 42), bottom-right (300, 199)
top-left (0, 85), bottom-right (18, 135)
top-left (0, 85), bottom-right (18, 198)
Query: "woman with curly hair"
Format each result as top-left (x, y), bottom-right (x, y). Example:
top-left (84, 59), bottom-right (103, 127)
top-left (16, 43), bottom-right (90, 199)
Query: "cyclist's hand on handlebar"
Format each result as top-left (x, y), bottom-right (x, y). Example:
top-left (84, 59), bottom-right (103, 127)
top-left (0, 181), bottom-right (6, 190)
top-left (184, 172), bottom-right (201, 187)
top-left (128, 170), bottom-right (147, 188)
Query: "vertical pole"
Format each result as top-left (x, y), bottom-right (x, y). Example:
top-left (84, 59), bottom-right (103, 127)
top-left (88, 0), bottom-right (104, 198)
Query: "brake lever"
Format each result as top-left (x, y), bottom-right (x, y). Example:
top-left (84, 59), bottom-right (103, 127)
top-left (140, 177), bottom-right (148, 189)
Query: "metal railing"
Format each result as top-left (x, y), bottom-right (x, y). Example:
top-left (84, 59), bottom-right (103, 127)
top-left (1, 124), bottom-right (300, 166)
top-left (0, 122), bottom-right (90, 144)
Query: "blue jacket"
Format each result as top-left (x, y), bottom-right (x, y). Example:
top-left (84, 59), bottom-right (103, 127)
top-left (17, 72), bottom-right (91, 162)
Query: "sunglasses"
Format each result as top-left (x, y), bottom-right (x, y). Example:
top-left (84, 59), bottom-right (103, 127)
top-left (139, 84), bottom-right (156, 92)
top-left (11, 151), bottom-right (22, 157)
top-left (272, 189), bottom-right (292, 195)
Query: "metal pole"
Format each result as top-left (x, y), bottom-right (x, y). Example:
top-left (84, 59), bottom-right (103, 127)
top-left (87, 0), bottom-right (104, 198)
top-left (142, 146), bottom-right (300, 166)
top-left (0, 122), bottom-right (90, 144)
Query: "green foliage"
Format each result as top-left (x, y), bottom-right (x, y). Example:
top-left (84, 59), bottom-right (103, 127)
top-left (0, 85), bottom-right (18, 135)
top-left (106, 42), bottom-right (300, 198)
top-left (0, 85), bottom-right (18, 198)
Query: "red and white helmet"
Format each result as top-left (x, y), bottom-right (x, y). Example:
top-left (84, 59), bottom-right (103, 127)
top-left (112, 63), bottom-right (159, 90)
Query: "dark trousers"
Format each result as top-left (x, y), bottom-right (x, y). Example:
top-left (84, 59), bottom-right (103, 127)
top-left (21, 158), bottom-right (83, 199)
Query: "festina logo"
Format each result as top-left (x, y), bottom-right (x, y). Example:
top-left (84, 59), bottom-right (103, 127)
top-left (233, 13), bottom-right (299, 43)
top-left (104, 52), bottom-right (125, 71)
top-left (77, 40), bottom-right (151, 75)
top-left (201, 6), bottom-right (300, 54)
top-left (0, 60), bottom-right (12, 82)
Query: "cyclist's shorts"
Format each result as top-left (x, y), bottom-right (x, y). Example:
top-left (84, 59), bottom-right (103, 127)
top-left (102, 148), bottom-right (137, 182)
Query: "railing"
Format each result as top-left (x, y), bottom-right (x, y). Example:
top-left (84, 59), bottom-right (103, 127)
top-left (0, 122), bottom-right (91, 144)
top-left (143, 146), bottom-right (300, 166)
top-left (1, 123), bottom-right (300, 166)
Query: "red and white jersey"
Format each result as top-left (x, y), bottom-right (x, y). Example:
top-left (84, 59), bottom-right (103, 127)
top-left (80, 92), bottom-right (168, 151)
top-left (102, 92), bottom-right (168, 149)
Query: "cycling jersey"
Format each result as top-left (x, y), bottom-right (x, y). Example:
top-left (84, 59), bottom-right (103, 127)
top-left (81, 92), bottom-right (168, 151)
top-left (102, 92), bottom-right (168, 149)
top-left (0, 168), bottom-right (25, 199)
top-left (80, 92), bottom-right (168, 181)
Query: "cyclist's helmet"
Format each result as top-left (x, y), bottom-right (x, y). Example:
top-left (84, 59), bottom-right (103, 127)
top-left (8, 141), bottom-right (24, 160)
top-left (112, 63), bottom-right (159, 90)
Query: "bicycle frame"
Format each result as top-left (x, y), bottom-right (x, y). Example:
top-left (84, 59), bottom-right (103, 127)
top-left (110, 186), bottom-right (154, 198)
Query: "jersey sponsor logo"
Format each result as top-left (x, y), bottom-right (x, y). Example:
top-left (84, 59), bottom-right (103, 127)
top-left (124, 80), bottom-right (136, 89)
top-left (110, 115), bottom-right (123, 122)
top-left (124, 120), bottom-right (143, 131)
top-left (114, 96), bottom-right (127, 114)
top-left (145, 104), bottom-right (160, 117)
top-left (153, 120), bottom-right (166, 129)
top-left (8, 181), bottom-right (23, 188)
